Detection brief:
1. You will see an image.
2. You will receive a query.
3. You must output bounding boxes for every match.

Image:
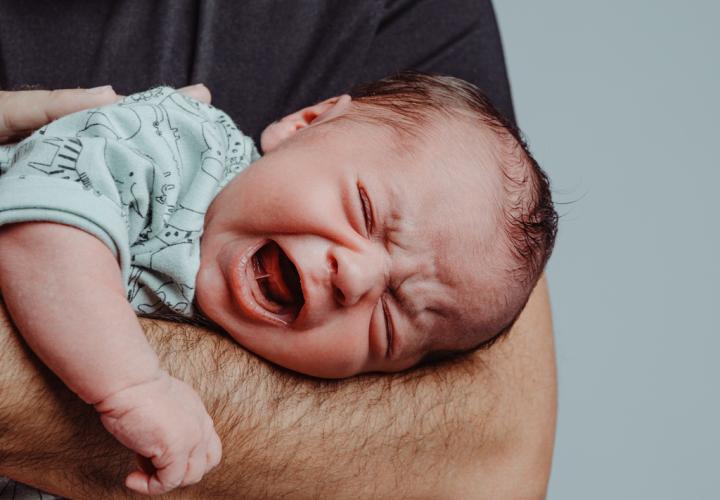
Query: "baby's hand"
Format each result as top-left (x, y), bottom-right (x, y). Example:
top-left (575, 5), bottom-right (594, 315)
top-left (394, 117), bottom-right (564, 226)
top-left (94, 371), bottom-right (222, 496)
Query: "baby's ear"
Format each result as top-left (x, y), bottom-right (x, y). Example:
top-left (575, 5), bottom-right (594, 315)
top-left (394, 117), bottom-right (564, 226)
top-left (260, 95), bottom-right (352, 153)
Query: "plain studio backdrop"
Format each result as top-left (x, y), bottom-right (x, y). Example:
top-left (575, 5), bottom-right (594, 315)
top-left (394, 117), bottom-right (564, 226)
top-left (494, 1), bottom-right (719, 499)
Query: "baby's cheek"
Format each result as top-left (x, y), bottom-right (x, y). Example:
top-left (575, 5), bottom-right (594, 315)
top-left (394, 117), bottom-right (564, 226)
top-left (279, 329), bottom-right (368, 379)
top-left (194, 264), bottom-right (229, 322)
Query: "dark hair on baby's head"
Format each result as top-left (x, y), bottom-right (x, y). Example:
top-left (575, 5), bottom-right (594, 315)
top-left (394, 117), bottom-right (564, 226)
top-left (346, 72), bottom-right (558, 347)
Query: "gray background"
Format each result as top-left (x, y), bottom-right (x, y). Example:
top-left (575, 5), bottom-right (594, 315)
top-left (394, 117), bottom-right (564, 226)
top-left (493, 1), bottom-right (719, 499)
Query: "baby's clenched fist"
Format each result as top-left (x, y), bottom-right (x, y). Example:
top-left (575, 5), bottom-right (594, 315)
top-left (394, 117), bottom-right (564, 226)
top-left (95, 371), bottom-right (222, 495)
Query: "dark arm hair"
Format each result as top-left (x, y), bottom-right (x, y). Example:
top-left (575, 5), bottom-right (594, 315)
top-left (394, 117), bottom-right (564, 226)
top-left (0, 277), bottom-right (555, 499)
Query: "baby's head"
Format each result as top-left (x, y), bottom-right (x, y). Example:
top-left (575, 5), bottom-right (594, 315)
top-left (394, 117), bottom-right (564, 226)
top-left (196, 72), bottom-right (557, 378)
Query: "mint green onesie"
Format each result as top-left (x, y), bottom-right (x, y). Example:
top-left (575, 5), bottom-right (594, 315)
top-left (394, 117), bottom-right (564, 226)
top-left (0, 87), bottom-right (259, 316)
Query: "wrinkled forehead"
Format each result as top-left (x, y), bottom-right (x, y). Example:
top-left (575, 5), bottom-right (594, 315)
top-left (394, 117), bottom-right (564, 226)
top-left (303, 116), bottom-right (516, 354)
top-left (386, 124), bottom-right (515, 353)
top-left (397, 118), bottom-right (507, 252)
top-left (424, 225), bottom-right (514, 352)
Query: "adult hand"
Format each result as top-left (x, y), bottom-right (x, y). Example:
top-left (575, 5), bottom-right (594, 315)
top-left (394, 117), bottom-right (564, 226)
top-left (0, 83), bottom-right (211, 144)
top-left (0, 86), bottom-right (117, 143)
top-left (115, 83), bottom-right (212, 105)
top-left (174, 83), bottom-right (212, 104)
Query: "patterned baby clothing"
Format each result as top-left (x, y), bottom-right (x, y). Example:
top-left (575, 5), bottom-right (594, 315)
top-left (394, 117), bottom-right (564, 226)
top-left (0, 87), bottom-right (259, 316)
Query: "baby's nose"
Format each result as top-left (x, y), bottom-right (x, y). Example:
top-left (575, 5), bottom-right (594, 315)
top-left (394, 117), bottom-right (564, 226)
top-left (328, 245), bottom-right (385, 307)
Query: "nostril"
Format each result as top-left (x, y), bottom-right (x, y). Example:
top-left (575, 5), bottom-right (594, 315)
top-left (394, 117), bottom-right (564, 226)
top-left (328, 254), bottom-right (345, 304)
top-left (333, 286), bottom-right (345, 304)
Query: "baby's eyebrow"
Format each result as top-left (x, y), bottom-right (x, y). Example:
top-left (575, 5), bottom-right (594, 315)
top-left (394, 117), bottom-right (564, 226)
top-left (375, 179), bottom-right (404, 245)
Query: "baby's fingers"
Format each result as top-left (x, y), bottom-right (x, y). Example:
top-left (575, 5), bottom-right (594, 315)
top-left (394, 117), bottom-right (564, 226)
top-left (183, 444), bottom-right (210, 486)
top-left (125, 470), bottom-right (154, 496)
top-left (150, 454), bottom-right (190, 495)
top-left (125, 454), bottom-right (187, 496)
top-left (182, 427), bottom-right (222, 486)
top-left (208, 430), bottom-right (222, 469)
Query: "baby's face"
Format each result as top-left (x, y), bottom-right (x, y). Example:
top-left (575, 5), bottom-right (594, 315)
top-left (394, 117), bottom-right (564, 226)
top-left (196, 115), bottom-right (509, 377)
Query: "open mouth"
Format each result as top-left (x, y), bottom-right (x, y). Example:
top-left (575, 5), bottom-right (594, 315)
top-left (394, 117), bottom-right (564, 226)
top-left (248, 240), bottom-right (304, 322)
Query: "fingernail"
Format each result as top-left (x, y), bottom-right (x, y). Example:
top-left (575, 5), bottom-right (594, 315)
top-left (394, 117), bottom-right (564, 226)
top-left (86, 85), bottom-right (114, 94)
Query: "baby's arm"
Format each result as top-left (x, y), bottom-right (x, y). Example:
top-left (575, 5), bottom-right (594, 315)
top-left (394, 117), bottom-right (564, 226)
top-left (0, 221), bottom-right (221, 495)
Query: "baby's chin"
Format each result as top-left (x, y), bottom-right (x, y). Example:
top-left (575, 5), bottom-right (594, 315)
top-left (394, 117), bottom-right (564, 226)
top-left (275, 351), bottom-right (374, 379)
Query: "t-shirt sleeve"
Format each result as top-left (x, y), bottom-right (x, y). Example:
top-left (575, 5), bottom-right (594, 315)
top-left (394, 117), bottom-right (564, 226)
top-left (357, 0), bottom-right (516, 124)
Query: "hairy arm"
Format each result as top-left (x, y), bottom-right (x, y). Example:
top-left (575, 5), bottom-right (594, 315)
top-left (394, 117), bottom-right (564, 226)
top-left (0, 277), bottom-right (555, 499)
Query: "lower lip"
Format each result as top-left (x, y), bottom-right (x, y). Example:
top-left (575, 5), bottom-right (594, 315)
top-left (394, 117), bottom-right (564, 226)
top-left (225, 239), bottom-right (295, 326)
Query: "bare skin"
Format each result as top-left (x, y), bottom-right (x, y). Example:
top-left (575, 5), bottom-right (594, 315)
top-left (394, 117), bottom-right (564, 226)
top-left (0, 85), bottom-right (210, 143)
top-left (0, 85), bottom-right (538, 495)
top-left (0, 86), bottom-right (557, 499)
top-left (0, 84), bottom-right (223, 494)
top-left (0, 276), bottom-right (555, 499)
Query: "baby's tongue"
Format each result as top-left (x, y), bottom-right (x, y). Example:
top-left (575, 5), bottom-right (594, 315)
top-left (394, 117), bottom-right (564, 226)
top-left (259, 243), bottom-right (295, 305)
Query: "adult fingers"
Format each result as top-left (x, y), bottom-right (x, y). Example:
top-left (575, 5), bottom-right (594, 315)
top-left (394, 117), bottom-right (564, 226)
top-left (115, 84), bottom-right (211, 104)
top-left (0, 130), bottom-right (32, 144)
top-left (0, 86), bottom-right (117, 137)
top-left (177, 83), bottom-right (212, 104)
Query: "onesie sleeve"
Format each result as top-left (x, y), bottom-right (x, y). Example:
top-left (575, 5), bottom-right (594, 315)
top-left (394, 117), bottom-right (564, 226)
top-left (0, 87), bottom-right (258, 313)
top-left (0, 87), bottom-right (215, 286)
top-left (0, 134), bottom-right (133, 279)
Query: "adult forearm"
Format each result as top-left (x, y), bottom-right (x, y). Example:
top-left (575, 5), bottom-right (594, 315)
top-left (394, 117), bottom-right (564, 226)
top-left (0, 277), bottom-right (556, 499)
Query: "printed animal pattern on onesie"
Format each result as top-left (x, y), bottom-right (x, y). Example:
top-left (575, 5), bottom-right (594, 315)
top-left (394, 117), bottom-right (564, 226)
top-left (0, 87), bottom-right (259, 317)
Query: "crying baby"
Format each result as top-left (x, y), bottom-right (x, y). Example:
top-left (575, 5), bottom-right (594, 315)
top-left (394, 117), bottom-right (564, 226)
top-left (0, 72), bottom-right (557, 495)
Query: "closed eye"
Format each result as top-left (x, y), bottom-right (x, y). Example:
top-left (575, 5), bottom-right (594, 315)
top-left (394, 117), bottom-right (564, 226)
top-left (382, 295), bottom-right (394, 358)
top-left (357, 183), bottom-right (374, 236)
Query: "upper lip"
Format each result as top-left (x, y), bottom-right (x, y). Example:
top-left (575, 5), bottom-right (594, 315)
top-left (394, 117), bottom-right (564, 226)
top-left (228, 239), bottom-right (306, 326)
top-left (277, 241), bottom-right (311, 326)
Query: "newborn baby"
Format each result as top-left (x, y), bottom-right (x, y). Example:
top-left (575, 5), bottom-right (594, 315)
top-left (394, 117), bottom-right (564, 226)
top-left (0, 73), bottom-right (557, 495)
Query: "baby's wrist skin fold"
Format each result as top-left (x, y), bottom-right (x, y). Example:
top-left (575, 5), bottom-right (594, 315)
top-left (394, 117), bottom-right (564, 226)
top-left (92, 368), bottom-right (168, 411)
